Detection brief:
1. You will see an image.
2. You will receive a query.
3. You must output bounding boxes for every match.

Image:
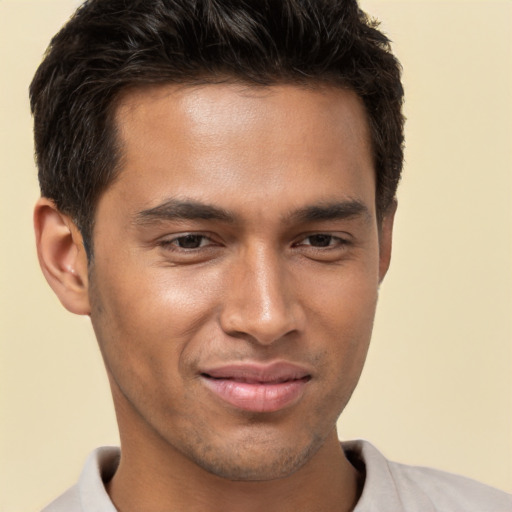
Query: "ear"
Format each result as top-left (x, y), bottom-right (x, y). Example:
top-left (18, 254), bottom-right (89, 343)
top-left (34, 198), bottom-right (91, 315)
top-left (378, 199), bottom-right (397, 283)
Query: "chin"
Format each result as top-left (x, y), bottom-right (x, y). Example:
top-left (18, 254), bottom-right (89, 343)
top-left (183, 430), bottom-right (325, 482)
top-left (195, 452), bottom-right (309, 482)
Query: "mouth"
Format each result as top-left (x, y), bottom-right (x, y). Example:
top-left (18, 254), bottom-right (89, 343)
top-left (199, 362), bottom-right (312, 413)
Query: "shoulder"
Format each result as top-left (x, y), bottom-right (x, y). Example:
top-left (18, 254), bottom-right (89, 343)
top-left (40, 446), bottom-right (120, 512)
top-left (343, 440), bottom-right (512, 512)
top-left (41, 485), bottom-right (81, 512)
top-left (388, 457), bottom-right (512, 512)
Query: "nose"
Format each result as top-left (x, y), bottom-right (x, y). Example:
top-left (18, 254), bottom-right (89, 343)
top-left (219, 244), bottom-right (303, 345)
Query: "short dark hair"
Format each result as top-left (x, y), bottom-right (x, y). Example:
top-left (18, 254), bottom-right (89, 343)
top-left (30, 0), bottom-right (404, 255)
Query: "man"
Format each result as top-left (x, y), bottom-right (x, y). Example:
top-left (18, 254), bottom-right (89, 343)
top-left (30, 1), bottom-right (511, 511)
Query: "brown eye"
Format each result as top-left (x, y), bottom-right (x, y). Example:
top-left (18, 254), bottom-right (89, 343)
top-left (174, 234), bottom-right (206, 249)
top-left (305, 234), bottom-right (334, 247)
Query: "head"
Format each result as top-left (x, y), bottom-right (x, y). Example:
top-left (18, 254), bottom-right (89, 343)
top-left (30, 0), bottom-right (403, 257)
top-left (32, 0), bottom-right (404, 485)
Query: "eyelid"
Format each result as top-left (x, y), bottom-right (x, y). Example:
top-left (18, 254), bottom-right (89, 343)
top-left (293, 232), bottom-right (352, 247)
top-left (156, 230), bottom-right (352, 252)
top-left (158, 232), bottom-right (217, 250)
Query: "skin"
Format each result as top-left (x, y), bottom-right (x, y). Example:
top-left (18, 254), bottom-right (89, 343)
top-left (35, 83), bottom-right (395, 512)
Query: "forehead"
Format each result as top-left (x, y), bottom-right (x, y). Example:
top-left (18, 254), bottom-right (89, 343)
top-left (114, 82), bottom-right (371, 155)
top-left (105, 82), bottom-right (375, 223)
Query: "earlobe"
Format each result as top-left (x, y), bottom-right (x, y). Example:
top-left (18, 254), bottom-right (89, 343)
top-left (34, 198), bottom-right (91, 315)
top-left (378, 200), bottom-right (397, 283)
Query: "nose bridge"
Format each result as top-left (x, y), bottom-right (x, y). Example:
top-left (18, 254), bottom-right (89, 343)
top-left (220, 241), bottom-right (299, 344)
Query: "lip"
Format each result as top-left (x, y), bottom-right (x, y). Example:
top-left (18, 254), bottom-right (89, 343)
top-left (199, 362), bottom-right (311, 413)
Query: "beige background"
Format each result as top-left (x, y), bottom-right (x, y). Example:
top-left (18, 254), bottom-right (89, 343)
top-left (1, 1), bottom-right (510, 510)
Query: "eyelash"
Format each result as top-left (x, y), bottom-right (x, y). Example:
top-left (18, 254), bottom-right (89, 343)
top-left (158, 233), bottom-right (350, 253)
top-left (294, 234), bottom-right (349, 249)
top-left (158, 233), bottom-right (215, 251)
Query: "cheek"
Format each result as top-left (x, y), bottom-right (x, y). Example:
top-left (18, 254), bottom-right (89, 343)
top-left (300, 258), bottom-right (379, 382)
top-left (88, 259), bottom-right (223, 383)
top-left (300, 254), bottom-right (380, 329)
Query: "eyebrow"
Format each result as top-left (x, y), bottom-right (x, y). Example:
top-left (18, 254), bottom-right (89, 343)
top-left (135, 199), bottom-right (235, 225)
top-left (286, 200), bottom-right (372, 224)
top-left (134, 198), bottom-right (371, 226)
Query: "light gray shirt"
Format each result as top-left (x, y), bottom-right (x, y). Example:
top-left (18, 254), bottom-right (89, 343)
top-left (42, 440), bottom-right (512, 511)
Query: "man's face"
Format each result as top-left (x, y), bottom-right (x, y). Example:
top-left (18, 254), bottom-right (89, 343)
top-left (88, 83), bottom-right (393, 480)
